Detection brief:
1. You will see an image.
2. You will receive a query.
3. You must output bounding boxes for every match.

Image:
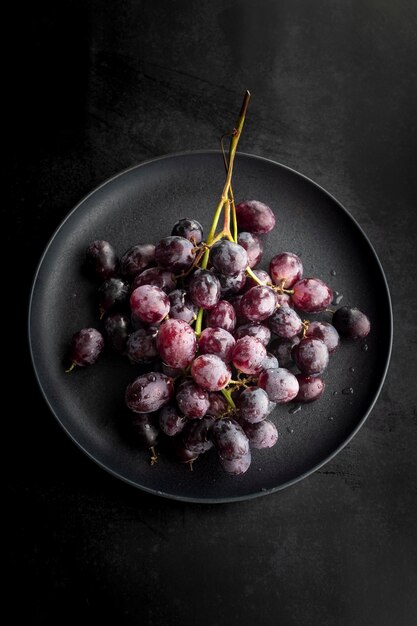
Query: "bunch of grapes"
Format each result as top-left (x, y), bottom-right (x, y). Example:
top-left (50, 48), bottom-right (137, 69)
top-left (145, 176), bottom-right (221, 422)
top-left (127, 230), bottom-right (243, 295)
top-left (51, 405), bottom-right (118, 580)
top-left (67, 92), bottom-right (370, 476)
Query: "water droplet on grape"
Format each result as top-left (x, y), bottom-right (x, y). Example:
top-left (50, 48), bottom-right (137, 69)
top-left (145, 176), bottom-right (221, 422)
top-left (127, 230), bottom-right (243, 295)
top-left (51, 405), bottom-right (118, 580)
top-left (333, 390), bottom-right (338, 396)
top-left (330, 269), bottom-right (337, 276)
top-left (361, 343), bottom-right (369, 352)
top-left (148, 374), bottom-right (157, 382)
top-left (288, 405), bottom-right (301, 414)
top-left (342, 387), bottom-right (354, 395)
top-left (328, 416), bottom-right (335, 422)
top-left (332, 291), bottom-right (344, 305)
top-left (349, 367), bottom-right (355, 373)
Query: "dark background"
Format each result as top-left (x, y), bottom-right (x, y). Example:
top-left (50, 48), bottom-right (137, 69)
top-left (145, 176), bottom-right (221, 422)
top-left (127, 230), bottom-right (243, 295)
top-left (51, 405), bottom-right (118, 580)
top-left (8, 1), bottom-right (417, 624)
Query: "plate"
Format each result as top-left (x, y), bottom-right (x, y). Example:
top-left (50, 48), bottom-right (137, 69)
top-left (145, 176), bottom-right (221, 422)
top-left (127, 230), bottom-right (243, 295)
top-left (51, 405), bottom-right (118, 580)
top-left (28, 151), bottom-right (392, 502)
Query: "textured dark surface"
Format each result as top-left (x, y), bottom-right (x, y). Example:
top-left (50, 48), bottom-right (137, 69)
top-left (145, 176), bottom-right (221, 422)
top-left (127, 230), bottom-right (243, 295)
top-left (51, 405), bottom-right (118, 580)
top-left (8, 0), bottom-right (417, 624)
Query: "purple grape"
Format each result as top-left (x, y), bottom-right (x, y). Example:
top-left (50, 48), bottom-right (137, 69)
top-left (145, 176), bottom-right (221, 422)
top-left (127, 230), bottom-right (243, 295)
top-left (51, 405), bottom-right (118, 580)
top-left (292, 338), bottom-right (329, 375)
top-left (261, 352), bottom-right (279, 370)
top-left (268, 336), bottom-right (300, 368)
top-left (168, 289), bottom-right (198, 324)
top-left (156, 318), bottom-right (197, 369)
top-left (276, 293), bottom-right (292, 307)
top-left (295, 375), bottom-right (325, 402)
top-left (237, 387), bottom-right (270, 423)
top-left (306, 321), bottom-right (340, 353)
top-left (212, 418), bottom-right (250, 460)
top-left (258, 367), bottom-right (299, 403)
top-left (158, 405), bottom-right (187, 436)
top-left (206, 392), bottom-right (229, 417)
top-left (85, 240), bottom-right (118, 281)
top-left (243, 269), bottom-right (271, 292)
top-left (269, 252), bottom-right (303, 288)
top-left (191, 354), bottom-right (232, 391)
top-left (210, 240), bottom-right (248, 276)
top-left (240, 286), bottom-right (277, 322)
top-left (120, 244), bottom-right (155, 278)
top-left (98, 278), bottom-right (129, 314)
top-left (291, 278), bottom-right (333, 313)
top-left (235, 200), bottom-right (276, 234)
top-left (332, 307), bottom-right (371, 339)
top-left (125, 372), bottom-right (174, 413)
top-left (234, 322), bottom-right (271, 346)
top-left (171, 218), bottom-right (203, 244)
top-left (182, 416), bottom-right (215, 453)
top-left (237, 232), bottom-right (263, 268)
top-left (130, 413), bottom-right (160, 447)
top-left (103, 312), bottom-right (130, 354)
top-left (219, 450), bottom-right (251, 475)
top-left (126, 327), bottom-right (159, 363)
top-left (198, 327), bottom-right (236, 362)
top-left (69, 328), bottom-right (104, 367)
top-left (173, 439), bottom-right (200, 464)
top-left (176, 379), bottom-right (209, 419)
top-left (242, 419), bottom-right (278, 449)
top-left (216, 271), bottom-right (247, 297)
top-left (132, 267), bottom-right (176, 294)
top-left (155, 236), bottom-right (196, 273)
top-left (188, 269), bottom-right (221, 310)
top-left (207, 300), bottom-right (236, 332)
top-left (230, 295), bottom-right (249, 324)
top-left (232, 336), bottom-right (267, 375)
top-left (267, 306), bottom-right (303, 339)
top-left (130, 285), bottom-right (170, 325)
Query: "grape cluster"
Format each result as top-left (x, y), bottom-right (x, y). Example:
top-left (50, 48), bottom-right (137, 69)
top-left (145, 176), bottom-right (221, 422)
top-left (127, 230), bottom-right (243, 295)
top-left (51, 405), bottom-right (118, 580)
top-left (67, 207), bottom-right (371, 476)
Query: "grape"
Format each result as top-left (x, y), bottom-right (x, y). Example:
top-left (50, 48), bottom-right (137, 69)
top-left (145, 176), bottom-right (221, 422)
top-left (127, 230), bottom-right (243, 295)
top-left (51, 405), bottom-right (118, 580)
top-left (237, 232), bottom-right (263, 268)
top-left (98, 278), bottom-right (129, 314)
top-left (85, 240), bottom-right (118, 281)
top-left (332, 306), bottom-right (371, 339)
top-left (267, 306), bottom-right (303, 339)
top-left (292, 338), bottom-right (329, 375)
top-left (120, 243), bottom-right (155, 278)
top-left (243, 269), bottom-right (271, 292)
top-left (242, 419), bottom-right (278, 449)
top-left (126, 327), bottom-right (159, 364)
top-left (306, 321), bottom-right (340, 353)
top-left (130, 285), bottom-right (170, 325)
top-left (206, 392), bottom-right (229, 417)
top-left (176, 379), bottom-right (209, 419)
top-left (269, 252), bottom-right (303, 288)
top-left (276, 293), bottom-right (292, 307)
top-left (168, 289), bottom-right (198, 324)
top-left (188, 269), bottom-right (221, 309)
top-left (130, 413), bottom-right (160, 447)
top-left (156, 318), bottom-right (197, 369)
top-left (240, 286), bottom-right (277, 322)
top-left (268, 336), bottom-right (300, 369)
top-left (229, 295), bottom-right (248, 324)
top-left (234, 322), bottom-right (271, 346)
top-left (103, 312), bottom-right (130, 354)
top-left (162, 363), bottom-right (184, 378)
top-left (132, 267), bottom-right (176, 294)
top-left (261, 352), bottom-right (279, 370)
top-left (295, 375), bottom-right (325, 402)
top-left (216, 271), bottom-right (247, 297)
top-left (191, 354), bottom-right (232, 391)
top-left (212, 418), bottom-right (249, 460)
top-left (235, 200), bottom-right (276, 234)
top-left (291, 278), bottom-right (333, 313)
top-left (171, 218), bottom-right (203, 244)
top-left (258, 367), bottom-right (299, 403)
top-left (155, 236), bottom-right (196, 272)
top-left (198, 327), bottom-right (236, 362)
top-left (210, 240), bottom-right (248, 276)
top-left (237, 387), bottom-right (270, 423)
top-left (125, 372), bottom-right (174, 413)
top-left (219, 450), bottom-right (251, 475)
top-left (182, 416), bottom-right (215, 453)
top-left (232, 336), bottom-right (267, 374)
top-left (69, 328), bottom-right (104, 367)
top-left (173, 439), bottom-right (200, 464)
top-left (207, 300), bottom-right (236, 331)
top-left (158, 405), bottom-right (187, 436)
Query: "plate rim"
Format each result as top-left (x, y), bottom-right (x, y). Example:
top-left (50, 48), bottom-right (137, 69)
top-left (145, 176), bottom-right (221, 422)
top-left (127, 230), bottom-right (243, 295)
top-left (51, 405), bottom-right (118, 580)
top-left (28, 150), bottom-right (393, 504)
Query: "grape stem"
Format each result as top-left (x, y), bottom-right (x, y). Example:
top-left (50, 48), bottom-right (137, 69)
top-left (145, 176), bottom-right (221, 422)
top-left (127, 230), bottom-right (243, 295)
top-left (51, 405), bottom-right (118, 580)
top-left (221, 387), bottom-right (236, 409)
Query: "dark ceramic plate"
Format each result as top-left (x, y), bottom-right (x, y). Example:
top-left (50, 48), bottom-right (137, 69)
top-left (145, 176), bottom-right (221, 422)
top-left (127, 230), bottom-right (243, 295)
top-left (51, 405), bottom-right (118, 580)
top-left (29, 151), bottom-right (392, 503)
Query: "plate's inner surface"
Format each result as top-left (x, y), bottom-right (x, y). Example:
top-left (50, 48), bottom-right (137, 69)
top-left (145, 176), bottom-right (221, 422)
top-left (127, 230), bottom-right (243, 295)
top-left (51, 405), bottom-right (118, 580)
top-left (29, 152), bottom-right (391, 501)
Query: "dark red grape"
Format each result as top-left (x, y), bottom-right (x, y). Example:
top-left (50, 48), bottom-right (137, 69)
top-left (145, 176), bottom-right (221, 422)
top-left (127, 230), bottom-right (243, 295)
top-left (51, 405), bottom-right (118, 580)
top-left (156, 318), bottom-right (197, 369)
top-left (291, 278), bottom-right (333, 313)
top-left (125, 372), bottom-right (174, 413)
top-left (216, 271), bottom-right (247, 297)
top-left (132, 267), bottom-right (176, 294)
top-left (98, 277), bottom-right (129, 314)
top-left (237, 232), bottom-right (263, 268)
top-left (292, 338), bottom-right (329, 375)
top-left (171, 218), bottom-right (203, 244)
top-left (232, 336), bottom-right (267, 374)
top-left (267, 306), bottom-right (303, 339)
top-left (229, 295), bottom-right (249, 324)
top-left (206, 392), bottom-right (229, 417)
top-left (261, 352), bottom-right (279, 370)
top-left (130, 412), bottom-right (160, 447)
top-left (69, 328), bottom-right (104, 367)
top-left (126, 327), bottom-right (159, 364)
top-left (332, 307), bottom-right (371, 339)
top-left (155, 236), bottom-right (196, 272)
top-left (276, 293), bottom-right (292, 307)
top-left (219, 450), bottom-right (251, 475)
top-left (258, 367), bottom-right (299, 403)
top-left (188, 269), bottom-right (221, 309)
top-left (176, 379), bottom-right (209, 419)
top-left (268, 336), bottom-right (300, 368)
top-left (234, 322), bottom-right (271, 346)
top-left (198, 327), bottom-right (236, 362)
top-left (242, 419), bottom-right (278, 449)
top-left (182, 416), bottom-right (215, 453)
top-left (237, 386), bottom-right (270, 423)
top-left (240, 286), bottom-right (277, 322)
top-left (207, 300), bottom-right (236, 331)
top-left (158, 405), bottom-right (187, 436)
top-left (168, 289), bottom-right (198, 324)
top-left (269, 252), bottom-right (303, 288)
top-left (172, 439), bottom-right (200, 464)
top-left (130, 285), bottom-right (170, 325)
top-left (85, 240), bottom-right (118, 281)
top-left (243, 269), bottom-right (271, 292)
top-left (235, 200), bottom-right (276, 234)
top-left (103, 312), bottom-right (131, 354)
top-left (191, 354), bottom-right (232, 391)
top-left (295, 375), bottom-right (325, 402)
top-left (306, 321), bottom-right (340, 353)
top-left (212, 418), bottom-right (249, 460)
top-left (210, 240), bottom-right (248, 276)
top-left (120, 243), bottom-right (155, 278)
